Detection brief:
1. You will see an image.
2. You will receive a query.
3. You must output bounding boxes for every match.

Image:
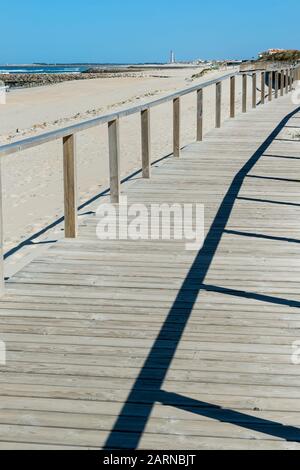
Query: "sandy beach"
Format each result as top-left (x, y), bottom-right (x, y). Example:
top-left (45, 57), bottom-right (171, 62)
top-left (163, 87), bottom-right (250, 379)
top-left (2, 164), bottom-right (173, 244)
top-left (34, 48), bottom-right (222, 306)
top-left (0, 65), bottom-right (246, 256)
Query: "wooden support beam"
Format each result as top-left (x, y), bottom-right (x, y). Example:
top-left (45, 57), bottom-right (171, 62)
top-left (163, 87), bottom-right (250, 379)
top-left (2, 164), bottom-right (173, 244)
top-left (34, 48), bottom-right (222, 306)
top-left (141, 109), bottom-right (151, 178)
top-left (108, 119), bottom-right (121, 203)
top-left (275, 71), bottom-right (279, 99)
top-left (173, 97), bottom-right (180, 157)
top-left (196, 89), bottom-right (203, 141)
top-left (261, 72), bottom-right (265, 105)
top-left (242, 74), bottom-right (247, 113)
top-left (215, 82), bottom-right (222, 128)
top-left (252, 73), bottom-right (257, 108)
top-left (63, 134), bottom-right (78, 239)
top-left (268, 71), bottom-right (273, 101)
top-left (291, 68), bottom-right (295, 87)
top-left (230, 76), bottom-right (235, 118)
top-left (280, 70), bottom-right (284, 96)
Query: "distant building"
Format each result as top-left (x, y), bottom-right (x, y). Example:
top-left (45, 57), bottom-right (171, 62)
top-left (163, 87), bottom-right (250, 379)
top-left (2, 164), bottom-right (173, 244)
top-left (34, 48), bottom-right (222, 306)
top-left (170, 51), bottom-right (175, 64)
top-left (259, 49), bottom-right (285, 58)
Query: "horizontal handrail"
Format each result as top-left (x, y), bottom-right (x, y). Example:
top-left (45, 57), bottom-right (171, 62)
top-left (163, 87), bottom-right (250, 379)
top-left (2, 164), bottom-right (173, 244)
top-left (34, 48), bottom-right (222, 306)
top-left (0, 67), bottom-right (290, 158)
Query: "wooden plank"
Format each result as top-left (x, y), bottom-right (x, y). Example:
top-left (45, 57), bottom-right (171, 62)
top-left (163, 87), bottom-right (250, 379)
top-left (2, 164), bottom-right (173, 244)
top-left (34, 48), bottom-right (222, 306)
top-left (2, 349), bottom-right (300, 377)
top-left (196, 88), bottom-right (203, 140)
top-left (141, 109), bottom-right (151, 179)
top-left (230, 76), bottom-right (235, 118)
top-left (0, 424), bottom-right (298, 450)
top-left (3, 350), bottom-right (299, 371)
top-left (215, 82), bottom-right (222, 128)
top-left (63, 134), bottom-right (77, 238)
top-left (268, 71), bottom-right (273, 101)
top-left (252, 73), bottom-right (256, 108)
top-left (242, 74), bottom-right (247, 112)
top-left (3, 359), bottom-right (300, 387)
top-left (289, 69), bottom-right (293, 92)
top-left (261, 72), bottom-right (266, 104)
top-left (280, 70), bottom-right (284, 96)
top-left (0, 411), bottom-right (300, 443)
top-left (1, 381), bottom-right (300, 410)
top-left (0, 329), bottom-right (298, 354)
top-left (1, 369), bottom-right (300, 397)
top-left (108, 118), bottom-right (120, 203)
top-left (173, 97), bottom-right (180, 157)
top-left (275, 71), bottom-right (279, 99)
top-left (2, 396), bottom-right (300, 425)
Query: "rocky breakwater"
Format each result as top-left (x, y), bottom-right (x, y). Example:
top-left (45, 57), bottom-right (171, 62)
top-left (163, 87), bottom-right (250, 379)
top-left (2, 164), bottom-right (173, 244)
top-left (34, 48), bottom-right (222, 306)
top-left (0, 69), bottom-right (144, 88)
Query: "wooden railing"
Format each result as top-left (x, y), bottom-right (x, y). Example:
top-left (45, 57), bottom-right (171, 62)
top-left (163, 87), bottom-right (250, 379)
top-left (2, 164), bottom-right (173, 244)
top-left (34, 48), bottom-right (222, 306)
top-left (0, 66), bottom-right (298, 294)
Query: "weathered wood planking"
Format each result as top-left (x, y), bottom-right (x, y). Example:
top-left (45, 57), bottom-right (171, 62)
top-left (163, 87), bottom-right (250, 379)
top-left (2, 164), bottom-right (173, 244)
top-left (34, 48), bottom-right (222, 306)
top-left (63, 134), bottom-right (78, 238)
top-left (0, 96), bottom-right (300, 449)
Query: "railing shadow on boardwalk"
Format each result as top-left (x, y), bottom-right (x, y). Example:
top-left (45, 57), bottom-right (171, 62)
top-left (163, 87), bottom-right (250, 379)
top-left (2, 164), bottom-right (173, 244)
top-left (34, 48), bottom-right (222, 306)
top-left (104, 106), bottom-right (300, 449)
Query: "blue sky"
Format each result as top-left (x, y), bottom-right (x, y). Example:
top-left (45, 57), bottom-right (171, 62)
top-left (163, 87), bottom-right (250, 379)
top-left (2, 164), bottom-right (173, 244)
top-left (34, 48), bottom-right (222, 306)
top-left (1, 0), bottom-right (299, 63)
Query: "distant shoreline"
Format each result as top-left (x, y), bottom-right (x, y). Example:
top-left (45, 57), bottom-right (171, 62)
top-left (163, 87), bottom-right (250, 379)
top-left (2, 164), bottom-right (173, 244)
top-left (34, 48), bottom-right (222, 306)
top-left (0, 64), bottom-right (208, 89)
top-left (0, 63), bottom-right (207, 73)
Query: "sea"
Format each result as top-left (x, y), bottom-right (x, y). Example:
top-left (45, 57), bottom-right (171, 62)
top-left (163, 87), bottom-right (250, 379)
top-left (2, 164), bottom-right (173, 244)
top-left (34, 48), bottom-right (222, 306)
top-left (0, 64), bottom-right (141, 74)
top-left (0, 65), bottom-right (90, 74)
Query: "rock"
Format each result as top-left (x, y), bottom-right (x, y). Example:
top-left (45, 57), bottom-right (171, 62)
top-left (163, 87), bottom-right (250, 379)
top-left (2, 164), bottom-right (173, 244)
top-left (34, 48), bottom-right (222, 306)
top-left (83, 67), bottom-right (143, 74)
top-left (0, 70), bottom-right (144, 89)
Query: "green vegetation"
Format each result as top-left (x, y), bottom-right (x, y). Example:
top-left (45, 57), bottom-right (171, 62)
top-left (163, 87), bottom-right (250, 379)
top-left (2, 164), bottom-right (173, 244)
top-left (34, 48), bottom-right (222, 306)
top-left (259, 50), bottom-right (300, 62)
top-left (191, 68), bottom-right (215, 80)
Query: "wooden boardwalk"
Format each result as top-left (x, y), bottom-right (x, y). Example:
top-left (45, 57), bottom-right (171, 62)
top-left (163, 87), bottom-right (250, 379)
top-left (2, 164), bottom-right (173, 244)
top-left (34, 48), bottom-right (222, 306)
top-left (0, 95), bottom-right (300, 449)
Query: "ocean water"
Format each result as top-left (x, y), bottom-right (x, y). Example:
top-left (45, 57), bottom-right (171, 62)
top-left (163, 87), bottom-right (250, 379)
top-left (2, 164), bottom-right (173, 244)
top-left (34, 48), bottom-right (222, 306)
top-left (0, 65), bottom-right (89, 74)
top-left (0, 64), bottom-right (138, 74)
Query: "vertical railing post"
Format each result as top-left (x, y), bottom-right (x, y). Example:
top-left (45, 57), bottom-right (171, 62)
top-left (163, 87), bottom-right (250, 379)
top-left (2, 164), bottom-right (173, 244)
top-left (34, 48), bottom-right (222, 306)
top-left (252, 72), bottom-right (257, 109)
top-left (196, 89), bottom-right (203, 141)
top-left (0, 162), bottom-right (4, 296)
top-left (289, 69), bottom-right (293, 92)
top-left (242, 74), bottom-right (247, 113)
top-left (173, 97), bottom-right (180, 157)
top-left (215, 82), bottom-right (222, 128)
top-left (63, 134), bottom-right (78, 239)
top-left (268, 71), bottom-right (273, 101)
top-left (275, 71), bottom-right (279, 99)
top-left (261, 71), bottom-right (265, 105)
top-left (280, 70), bottom-right (284, 96)
top-left (294, 67), bottom-right (299, 86)
top-left (230, 75), bottom-right (235, 118)
top-left (286, 69), bottom-right (289, 94)
top-left (295, 67), bottom-right (299, 85)
top-left (141, 108), bottom-right (151, 178)
top-left (108, 118), bottom-right (120, 203)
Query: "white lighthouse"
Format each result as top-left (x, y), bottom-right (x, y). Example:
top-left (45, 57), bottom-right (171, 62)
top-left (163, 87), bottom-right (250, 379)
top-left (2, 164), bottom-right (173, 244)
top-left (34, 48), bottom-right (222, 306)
top-left (170, 51), bottom-right (175, 64)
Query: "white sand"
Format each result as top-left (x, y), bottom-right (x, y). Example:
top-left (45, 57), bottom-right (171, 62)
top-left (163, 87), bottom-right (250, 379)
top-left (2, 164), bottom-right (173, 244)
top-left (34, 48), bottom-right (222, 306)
top-left (0, 66), bottom-right (246, 256)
